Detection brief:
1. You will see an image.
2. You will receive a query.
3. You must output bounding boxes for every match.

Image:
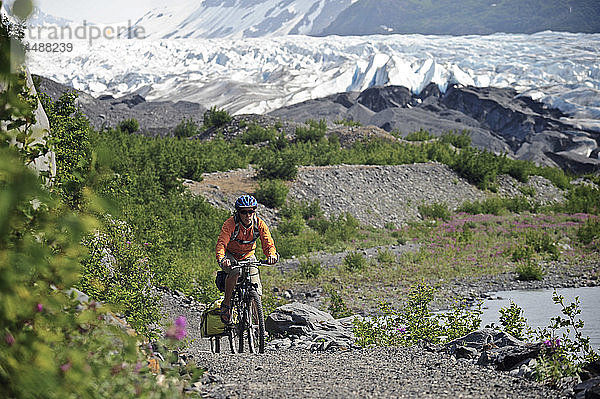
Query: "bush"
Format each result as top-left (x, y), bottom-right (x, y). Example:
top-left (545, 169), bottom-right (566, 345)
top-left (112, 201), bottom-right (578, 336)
top-left (277, 213), bottom-right (305, 236)
top-left (377, 249), bottom-right (396, 264)
top-left (79, 216), bottom-right (160, 336)
top-left (0, 149), bottom-right (183, 397)
top-left (512, 245), bottom-right (534, 262)
top-left (352, 282), bottom-right (481, 347)
top-left (298, 258), bottom-right (322, 279)
top-left (418, 202), bottom-right (451, 221)
top-left (327, 289), bottom-right (353, 319)
top-left (515, 260), bottom-right (545, 281)
top-left (499, 301), bottom-right (530, 340)
top-left (238, 123), bottom-right (277, 144)
top-left (344, 251), bottom-right (367, 272)
top-left (40, 92), bottom-right (93, 209)
top-left (173, 117), bottom-right (199, 138)
top-left (255, 179), bottom-right (289, 208)
top-left (334, 118), bottom-right (361, 127)
top-left (525, 230), bottom-right (559, 259)
top-left (439, 131), bottom-right (471, 148)
top-left (564, 184), bottom-right (600, 215)
top-left (405, 129), bottom-right (434, 141)
top-left (295, 119), bottom-right (326, 142)
top-left (203, 106), bottom-right (232, 129)
top-left (117, 118), bottom-right (139, 133)
top-left (257, 153), bottom-right (298, 180)
top-left (577, 217), bottom-right (600, 248)
top-left (324, 212), bottom-right (360, 244)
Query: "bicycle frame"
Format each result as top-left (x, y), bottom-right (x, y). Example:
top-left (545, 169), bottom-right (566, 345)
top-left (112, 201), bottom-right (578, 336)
top-left (229, 258), bottom-right (272, 354)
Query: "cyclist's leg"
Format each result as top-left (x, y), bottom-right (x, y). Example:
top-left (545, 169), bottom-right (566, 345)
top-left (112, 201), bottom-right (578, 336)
top-left (246, 255), bottom-right (263, 296)
top-left (221, 252), bottom-right (240, 323)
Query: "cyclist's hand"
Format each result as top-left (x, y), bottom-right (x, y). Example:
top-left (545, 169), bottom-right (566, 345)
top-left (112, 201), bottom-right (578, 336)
top-left (267, 254), bottom-right (278, 265)
top-left (220, 258), bottom-right (231, 268)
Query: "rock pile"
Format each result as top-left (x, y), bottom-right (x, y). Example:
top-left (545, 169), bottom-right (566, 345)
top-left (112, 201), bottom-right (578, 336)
top-left (265, 302), bottom-right (358, 352)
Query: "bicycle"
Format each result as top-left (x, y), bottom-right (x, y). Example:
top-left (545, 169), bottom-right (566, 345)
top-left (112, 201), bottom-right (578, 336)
top-left (211, 257), bottom-right (275, 354)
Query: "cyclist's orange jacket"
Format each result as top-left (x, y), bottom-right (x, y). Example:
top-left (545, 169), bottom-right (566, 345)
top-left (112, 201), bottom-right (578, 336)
top-left (216, 215), bottom-right (277, 262)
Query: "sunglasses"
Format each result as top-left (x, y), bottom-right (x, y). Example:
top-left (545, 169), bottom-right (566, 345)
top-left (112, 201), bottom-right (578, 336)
top-left (239, 209), bottom-right (255, 215)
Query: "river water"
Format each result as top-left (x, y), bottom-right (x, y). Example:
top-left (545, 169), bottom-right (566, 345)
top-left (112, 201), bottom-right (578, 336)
top-left (480, 286), bottom-right (600, 350)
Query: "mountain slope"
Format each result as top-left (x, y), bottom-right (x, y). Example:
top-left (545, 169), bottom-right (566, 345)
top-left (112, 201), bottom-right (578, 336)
top-left (319, 0), bottom-right (600, 36)
top-left (130, 0), bottom-right (355, 39)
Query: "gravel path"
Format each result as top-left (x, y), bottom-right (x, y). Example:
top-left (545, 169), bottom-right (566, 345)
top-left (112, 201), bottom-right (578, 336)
top-left (192, 346), bottom-right (564, 399)
top-left (168, 164), bottom-right (580, 398)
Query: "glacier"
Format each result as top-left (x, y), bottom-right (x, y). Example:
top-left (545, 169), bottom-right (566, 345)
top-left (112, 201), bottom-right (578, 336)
top-left (26, 31), bottom-right (600, 131)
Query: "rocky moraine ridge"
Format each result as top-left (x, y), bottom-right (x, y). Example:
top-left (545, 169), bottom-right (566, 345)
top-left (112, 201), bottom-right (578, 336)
top-left (37, 75), bottom-right (600, 174)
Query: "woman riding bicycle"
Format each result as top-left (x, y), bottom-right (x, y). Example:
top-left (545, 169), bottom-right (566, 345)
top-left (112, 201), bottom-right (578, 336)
top-left (216, 195), bottom-right (278, 324)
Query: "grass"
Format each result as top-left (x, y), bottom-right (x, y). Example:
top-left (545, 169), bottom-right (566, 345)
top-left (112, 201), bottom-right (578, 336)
top-left (262, 211), bottom-right (598, 311)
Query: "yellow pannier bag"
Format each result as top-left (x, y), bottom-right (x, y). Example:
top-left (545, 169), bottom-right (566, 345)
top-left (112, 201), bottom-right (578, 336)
top-left (200, 297), bottom-right (226, 337)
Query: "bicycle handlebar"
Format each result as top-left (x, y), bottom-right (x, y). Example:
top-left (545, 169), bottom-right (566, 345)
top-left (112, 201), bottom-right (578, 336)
top-left (230, 253), bottom-right (280, 268)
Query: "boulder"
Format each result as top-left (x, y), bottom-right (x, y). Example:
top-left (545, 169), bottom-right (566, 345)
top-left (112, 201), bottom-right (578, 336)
top-left (447, 329), bottom-right (542, 371)
top-left (265, 302), bottom-right (359, 351)
top-left (265, 302), bottom-right (336, 337)
top-left (574, 377), bottom-right (600, 399)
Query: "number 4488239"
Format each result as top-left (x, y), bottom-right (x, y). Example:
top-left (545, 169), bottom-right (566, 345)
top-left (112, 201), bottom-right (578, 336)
top-left (25, 42), bottom-right (74, 53)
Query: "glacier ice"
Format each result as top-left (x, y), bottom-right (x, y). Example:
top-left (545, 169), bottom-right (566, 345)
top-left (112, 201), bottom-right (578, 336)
top-left (26, 31), bottom-right (600, 130)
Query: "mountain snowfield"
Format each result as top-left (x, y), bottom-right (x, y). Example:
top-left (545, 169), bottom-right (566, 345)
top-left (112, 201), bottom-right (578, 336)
top-left (127, 0), bottom-right (357, 39)
top-left (27, 32), bottom-right (600, 131)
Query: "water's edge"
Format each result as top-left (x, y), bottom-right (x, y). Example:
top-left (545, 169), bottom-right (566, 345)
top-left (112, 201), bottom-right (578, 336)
top-left (481, 286), bottom-right (600, 349)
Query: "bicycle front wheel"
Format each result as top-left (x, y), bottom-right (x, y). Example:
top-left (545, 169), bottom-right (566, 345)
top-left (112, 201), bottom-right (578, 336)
top-left (247, 291), bottom-right (265, 354)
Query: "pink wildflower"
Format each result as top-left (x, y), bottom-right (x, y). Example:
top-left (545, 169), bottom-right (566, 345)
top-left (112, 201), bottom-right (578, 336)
top-left (5, 333), bottom-right (15, 346)
top-left (60, 362), bottom-right (71, 372)
top-left (166, 316), bottom-right (187, 341)
top-left (36, 303), bottom-right (43, 312)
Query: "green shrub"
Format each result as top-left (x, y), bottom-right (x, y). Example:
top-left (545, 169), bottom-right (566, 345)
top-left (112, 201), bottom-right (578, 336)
top-left (298, 258), bottom-right (322, 279)
top-left (280, 199), bottom-right (323, 221)
top-left (405, 129), bottom-right (434, 141)
top-left (515, 260), bottom-right (545, 281)
top-left (525, 230), bottom-right (559, 259)
top-left (438, 298), bottom-right (483, 341)
top-left (324, 212), bottom-right (361, 243)
top-left (564, 184), bottom-right (600, 214)
top-left (327, 289), bottom-right (353, 319)
top-left (307, 214), bottom-right (330, 234)
top-left (255, 179), bottom-right (289, 208)
top-left (439, 131), bottom-right (471, 148)
top-left (377, 249), bottom-right (396, 264)
top-left (353, 282), bottom-right (482, 348)
top-left (272, 227), bottom-right (323, 258)
top-left (459, 196), bottom-right (537, 215)
top-left (0, 149), bottom-right (183, 398)
top-left (577, 217), bottom-right (600, 247)
top-left (238, 123), bottom-right (277, 144)
top-left (277, 213), bottom-right (305, 236)
top-left (512, 245), bottom-right (534, 262)
top-left (40, 92), bottom-right (93, 210)
top-left (519, 186), bottom-right (536, 197)
top-left (505, 159), bottom-right (533, 183)
top-left (257, 153), bottom-right (298, 180)
top-left (203, 106), bottom-right (232, 129)
top-left (79, 217), bottom-right (160, 336)
top-left (418, 202), bottom-right (451, 221)
top-left (499, 301), bottom-right (530, 340)
top-left (295, 119), bottom-right (326, 142)
top-left (384, 222), bottom-right (396, 230)
top-left (173, 117), bottom-right (199, 138)
top-left (334, 118), bottom-right (362, 127)
top-left (344, 251), bottom-right (367, 271)
top-left (117, 118), bottom-right (139, 133)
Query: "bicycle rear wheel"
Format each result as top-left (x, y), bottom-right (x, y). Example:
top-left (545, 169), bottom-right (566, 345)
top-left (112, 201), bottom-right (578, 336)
top-left (247, 291), bottom-right (265, 354)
